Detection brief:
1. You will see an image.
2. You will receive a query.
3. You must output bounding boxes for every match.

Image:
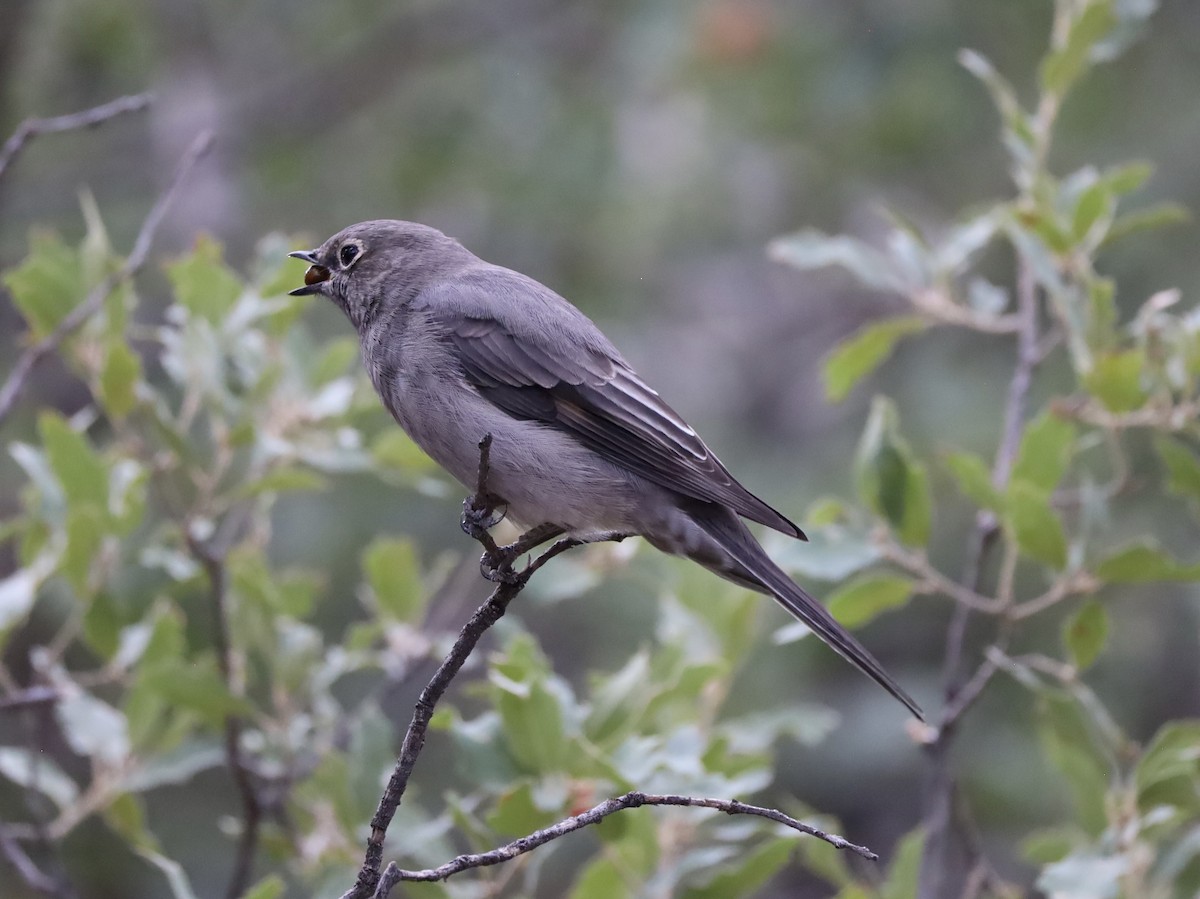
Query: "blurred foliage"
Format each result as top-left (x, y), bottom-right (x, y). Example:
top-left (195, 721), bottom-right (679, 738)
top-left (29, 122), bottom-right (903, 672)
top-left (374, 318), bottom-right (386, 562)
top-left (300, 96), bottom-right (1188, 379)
top-left (0, 0), bottom-right (1198, 898)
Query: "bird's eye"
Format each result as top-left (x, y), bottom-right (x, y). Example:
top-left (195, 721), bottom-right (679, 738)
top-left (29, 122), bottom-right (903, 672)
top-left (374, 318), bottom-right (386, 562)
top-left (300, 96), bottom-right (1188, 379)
top-left (339, 243), bottom-right (360, 266)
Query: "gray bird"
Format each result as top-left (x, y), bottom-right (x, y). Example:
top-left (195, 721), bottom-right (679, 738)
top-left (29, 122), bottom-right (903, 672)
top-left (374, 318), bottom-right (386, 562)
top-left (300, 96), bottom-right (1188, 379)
top-left (289, 220), bottom-right (921, 718)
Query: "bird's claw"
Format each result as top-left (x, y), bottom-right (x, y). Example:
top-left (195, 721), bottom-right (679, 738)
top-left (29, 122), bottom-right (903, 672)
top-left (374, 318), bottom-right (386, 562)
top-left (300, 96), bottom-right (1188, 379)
top-left (479, 548), bottom-right (523, 584)
top-left (461, 496), bottom-right (507, 536)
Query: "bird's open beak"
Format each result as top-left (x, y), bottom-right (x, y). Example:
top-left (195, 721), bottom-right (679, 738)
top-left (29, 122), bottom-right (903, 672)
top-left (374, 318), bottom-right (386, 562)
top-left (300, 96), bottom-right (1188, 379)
top-left (288, 250), bottom-right (330, 296)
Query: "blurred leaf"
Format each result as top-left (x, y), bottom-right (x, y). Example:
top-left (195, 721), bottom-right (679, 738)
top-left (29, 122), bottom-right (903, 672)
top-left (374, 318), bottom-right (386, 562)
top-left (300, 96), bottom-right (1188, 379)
top-left (493, 676), bottom-right (569, 773)
top-left (1040, 0), bottom-right (1117, 96)
top-left (372, 430), bottom-right (437, 472)
top-left (1007, 481), bottom-right (1068, 569)
top-left (3, 231), bottom-right (85, 338)
top-left (39, 412), bottom-right (109, 510)
top-left (943, 449), bottom-right (1002, 512)
top-left (881, 828), bottom-right (924, 899)
top-left (1083, 349), bottom-right (1146, 412)
top-left (56, 689), bottom-right (130, 766)
top-left (1038, 695), bottom-right (1110, 835)
top-left (1095, 542), bottom-right (1200, 582)
top-left (769, 523), bottom-right (881, 583)
top-left (99, 342), bottom-right (141, 420)
top-left (1022, 827), bottom-right (1078, 865)
top-left (1104, 202), bottom-right (1190, 245)
top-left (62, 505), bottom-right (104, 593)
top-left (106, 793), bottom-right (153, 849)
top-left (235, 465), bottom-right (328, 498)
top-left (1037, 852), bottom-right (1126, 899)
top-left (570, 856), bottom-right (631, 899)
top-left (0, 747), bottom-right (79, 808)
top-left (487, 782), bottom-right (556, 837)
top-left (140, 661), bottom-right (255, 727)
top-left (311, 336), bottom-right (360, 385)
top-left (242, 875), bottom-right (286, 899)
top-left (826, 574), bottom-right (915, 629)
top-left (823, 316), bottom-right (926, 402)
top-left (1063, 600), bottom-right (1109, 671)
top-left (768, 230), bottom-right (908, 293)
top-left (1071, 180), bottom-right (1114, 242)
top-left (966, 277), bottom-right (1009, 316)
top-left (362, 536), bottom-right (425, 623)
top-left (855, 397), bottom-right (931, 547)
top-left (0, 553), bottom-right (56, 633)
top-left (1155, 436), bottom-right (1200, 505)
top-left (958, 50), bottom-right (1033, 151)
top-left (1012, 412), bottom-right (1076, 492)
top-left (138, 849), bottom-right (200, 899)
top-left (1135, 720), bottom-right (1200, 803)
top-left (122, 740), bottom-right (225, 792)
top-left (166, 236), bottom-right (243, 324)
top-left (1101, 160), bottom-right (1153, 196)
top-left (683, 836), bottom-right (792, 899)
top-left (1087, 277), bottom-right (1118, 352)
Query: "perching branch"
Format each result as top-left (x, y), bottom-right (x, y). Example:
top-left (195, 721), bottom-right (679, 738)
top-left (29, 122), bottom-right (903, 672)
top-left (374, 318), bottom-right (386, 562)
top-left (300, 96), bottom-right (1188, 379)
top-left (345, 434), bottom-right (874, 899)
top-left (374, 791), bottom-right (875, 892)
top-left (0, 92), bottom-right (152, 185)
top-left (0, 126), bottom-right (213, 427)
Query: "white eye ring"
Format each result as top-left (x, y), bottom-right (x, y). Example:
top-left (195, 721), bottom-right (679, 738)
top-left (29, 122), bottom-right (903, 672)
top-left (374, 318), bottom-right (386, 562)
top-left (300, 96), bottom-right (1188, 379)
top-left (339, 240), bottom-right (364, 267)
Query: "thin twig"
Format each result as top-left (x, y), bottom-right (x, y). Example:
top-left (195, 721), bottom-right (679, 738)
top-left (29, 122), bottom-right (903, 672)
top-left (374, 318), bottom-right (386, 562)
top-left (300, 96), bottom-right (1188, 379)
top-left (373, 791), bottom-right (874, 894)
top-left (917, 257), bottom-right (1041, 899)
top-left (0, 93), bottom-right (153, 185)
top-left (0, 686), bottom-right (61, 713)
top-left (0, 827), bottom-right (63, 897)
top-left (186, 510), bottom-right (261, 899)
top-left (0, 128), bottom-right (214, 427)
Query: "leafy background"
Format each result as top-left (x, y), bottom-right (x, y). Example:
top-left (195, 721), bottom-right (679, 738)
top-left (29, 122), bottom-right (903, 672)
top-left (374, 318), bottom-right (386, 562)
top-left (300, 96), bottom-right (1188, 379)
top-left (0, 0), bottom-right (1198, 897)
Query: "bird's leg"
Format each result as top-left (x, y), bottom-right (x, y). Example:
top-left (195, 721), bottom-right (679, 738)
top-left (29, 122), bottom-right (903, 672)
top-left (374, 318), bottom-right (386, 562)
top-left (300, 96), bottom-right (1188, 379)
top-left (461, 432), bottom-right (508, 538)
top-left (480, 523), bottom-right (566, 584)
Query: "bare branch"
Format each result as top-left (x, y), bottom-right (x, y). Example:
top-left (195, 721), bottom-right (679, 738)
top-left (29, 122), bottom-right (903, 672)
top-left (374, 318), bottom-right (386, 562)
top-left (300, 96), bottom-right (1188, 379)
top-left (0, 686), bottom-right (61, 713)
top-left (372, 791), bottom-right (873, 895)
top-left (0, 93), bottom-right (152, 185)
top-left (186, 515), bottom-right (261, 899)
top-left (0, 128), bottom-right (214, 427)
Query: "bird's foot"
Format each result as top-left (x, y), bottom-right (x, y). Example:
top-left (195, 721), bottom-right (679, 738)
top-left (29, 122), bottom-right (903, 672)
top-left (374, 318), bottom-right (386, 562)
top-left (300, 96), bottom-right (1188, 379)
top-left (461, 494), bottom-right (507, 538)
top-left (478, 523), bottom-right (567, 584)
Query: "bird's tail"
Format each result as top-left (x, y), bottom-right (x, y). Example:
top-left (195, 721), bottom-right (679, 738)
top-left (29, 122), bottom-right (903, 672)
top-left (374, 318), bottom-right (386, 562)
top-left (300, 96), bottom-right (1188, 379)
top-left (678, 502), bottom-right (923, 719)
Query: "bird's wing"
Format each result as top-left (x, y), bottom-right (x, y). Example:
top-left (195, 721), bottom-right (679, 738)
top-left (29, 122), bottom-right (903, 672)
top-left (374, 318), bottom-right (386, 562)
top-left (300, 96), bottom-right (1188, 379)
top-left (424, 278), bottom-right (804, 538)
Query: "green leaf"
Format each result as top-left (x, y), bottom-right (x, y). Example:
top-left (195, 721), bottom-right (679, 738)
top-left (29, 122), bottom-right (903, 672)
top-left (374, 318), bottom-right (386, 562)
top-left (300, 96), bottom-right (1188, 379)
top-left (1012, 412), bottom-right (1077, 492)
top-left (1095, 543), bottom-right (1200, 583)
top-left (570, 856), bottom-right (632, 899)
top-left (62, 505), bottom-right (104, 593)
top-left (3, 231), bottom-right (85, 338)
top-left (39, 412), bottom-right (109, 510)
top-left (139, 661), bottom-right (255, 727)
top-left (823, 316), bottom-right (926, 402)
top-left (768, 230), bottom-right (909, 293)
top-left (1072, 180), bottom-right (1113, 242)
top-left (1007, 481), bottom-right (1068, 569)
top-left (1083, 350), bottom-right (1146, 412)
top-left (1063, 601), bottom-right (1109, 671)
top-left (1087, 277), bottom-right (1118, 352)
top-left (311, 336), bottom-right (361, 385)
top-left (1104, 202), bottom-right (1190, 245)
top-left (826, 574), bottom-right (915, 629)
top-left (165, 236), bottom-right (244, 323)
top-left (1101, 161), bottom-right (1153, 197)
top-left (235, 465), bottom-right (328, 498)
top-left (881, 828), bottom-right (925, 899)
top-left (958, 50), bottom-right (1033, 151)
top-left (854, 397), bottom-right (932, 547)
top-left (684, 836), bottom-right (793, 899)
top-left (362, 537), bottom-right (425, 623)
top-left (0, 747), bottom-right (79, 808)
top-left (1040, 0), bottom-right (1117, 96)
top-left (1021, 827), bottom-right (1078, 865)
top-left (56, 689), bottom-right (130, 766)
top-left (487, 782), bottom-right (556, 837)
top-left (1156, 436), bottom-right (1200, 505)
top-left (493, 676), bottom-right (569, 773)
top-left (242, 875), bottom-right (286, 899)
top-left (1037, 853), bottom-right (1128, 899)
top-left (99, 342), bottom-right (142, 420)
top-left (122, 740), bottom-right (225, 793)
top-left (1038, 695), bottom-right (1110, 835)
top-left (371, 430), bottom-right (437, 472)
top-left (943, 450), bottom-right (1002, 512)
top-left (1135, 720), bottom-right (1200, 806)
top-left (0, 554), bottom-right (56, 634)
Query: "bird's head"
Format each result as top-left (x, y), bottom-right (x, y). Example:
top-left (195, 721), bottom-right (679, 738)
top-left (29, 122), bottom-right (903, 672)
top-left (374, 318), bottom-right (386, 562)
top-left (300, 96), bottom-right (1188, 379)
top-left (288, 219), bottom-right (471, 332)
